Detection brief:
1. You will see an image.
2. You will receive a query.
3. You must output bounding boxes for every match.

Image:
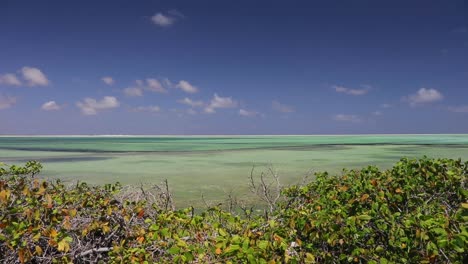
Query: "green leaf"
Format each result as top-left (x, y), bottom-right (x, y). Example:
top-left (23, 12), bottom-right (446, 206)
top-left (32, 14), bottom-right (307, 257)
top-left (258, 240), bottom-right (269, 250)
top-left (168, 246), bottom-right (180, 254)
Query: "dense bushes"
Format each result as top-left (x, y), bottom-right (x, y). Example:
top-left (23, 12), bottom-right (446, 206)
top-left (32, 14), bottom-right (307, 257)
top-left (0, 158), bottom-right (467, 263)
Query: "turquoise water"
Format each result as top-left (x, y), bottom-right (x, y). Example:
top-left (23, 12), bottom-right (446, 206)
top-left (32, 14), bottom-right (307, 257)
top-left (1, 135), bottom-right (468, 207)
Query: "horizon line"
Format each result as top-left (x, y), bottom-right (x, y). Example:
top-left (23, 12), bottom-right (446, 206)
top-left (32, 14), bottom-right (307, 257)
top-left (1, 133), bottom-right (468, 137)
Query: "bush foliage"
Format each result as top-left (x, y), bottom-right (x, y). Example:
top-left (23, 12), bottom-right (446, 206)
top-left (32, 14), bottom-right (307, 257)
top-left (0, 158), bottom-right (467, 263)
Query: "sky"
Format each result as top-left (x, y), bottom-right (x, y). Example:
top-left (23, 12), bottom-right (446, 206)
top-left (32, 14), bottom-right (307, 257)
top-left (0, 0), bottom-right (467, 135)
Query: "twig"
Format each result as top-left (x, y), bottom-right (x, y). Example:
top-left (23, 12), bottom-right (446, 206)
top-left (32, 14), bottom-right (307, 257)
top-left (78, 247), bottom-right (113, 257)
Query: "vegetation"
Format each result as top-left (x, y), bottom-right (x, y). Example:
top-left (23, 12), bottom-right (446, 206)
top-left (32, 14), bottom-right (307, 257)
top-left (0, 157), bottom-right (467, 263)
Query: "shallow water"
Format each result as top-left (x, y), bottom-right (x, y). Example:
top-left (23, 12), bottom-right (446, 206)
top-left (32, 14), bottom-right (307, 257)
top-left (1, 135), bottom-right (468, 207)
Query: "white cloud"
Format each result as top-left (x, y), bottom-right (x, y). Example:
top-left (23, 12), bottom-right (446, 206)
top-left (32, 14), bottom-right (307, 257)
top-left (272, 100), bottom-right (294, 113)
top-left (333, 85), bottom-right (369, 96)
top-left (101, 76), bottom-right (115, 85)
top-left (239, 109), bottom-right (259, 117)
top-left (20, 67), bottom-right (49, 86)
top-left (372, 111), bottom-right (382, 116)
top-left (204, 107), bottom-right (216, 114)
top-left (176, 80), bottom-right (198, 93)
top-left (146, 78), bottom-right (167, 93)
top-left (151, 10), bottom-right (183, 27)
top-left (123, 79), bottom-right (168, 97)
top-left (76, 96), bottom-right (120, 115)
top-left (403, 88), bottom-right (443, 106)
top-left (163, 78), bottom-right (174, 88)
top-left (333, 114), bottom-right (362, 123)
top-left (132, 105), bottom-right (161, 113)
top-left (124, 87), bottom-right (143, 97)
top-left (203, 94), bottom-right (237, 113)
top-left (448, 105), bottom-right (468, 113)
top-left (0, 73), bottom-right (22, 86)
top-left (151, 13), bottom-right (175, 27)
top-left (41, 101), bottom-right (61, 111)
top-left (210, 93), bottom-right (236, 108)
top-left (178, 97), bottom-right (204, 107)
top-left (0, 94), bottom-right (16, 109)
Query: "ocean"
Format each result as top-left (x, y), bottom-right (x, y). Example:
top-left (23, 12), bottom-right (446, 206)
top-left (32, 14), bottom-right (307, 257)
top-left (1, 134), bottom-right (468, 207)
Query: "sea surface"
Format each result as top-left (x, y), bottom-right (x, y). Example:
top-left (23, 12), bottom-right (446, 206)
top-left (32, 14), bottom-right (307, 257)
top-left (1, 135), bottom-right (468, 207)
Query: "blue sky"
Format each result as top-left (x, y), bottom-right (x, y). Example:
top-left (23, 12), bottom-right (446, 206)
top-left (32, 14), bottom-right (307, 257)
top-left (0, 0), bottom-right (467, 134)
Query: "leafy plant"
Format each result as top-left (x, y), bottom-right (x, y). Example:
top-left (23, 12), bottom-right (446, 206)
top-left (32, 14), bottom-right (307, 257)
top-left (0, 157), bottom-right (466, 263)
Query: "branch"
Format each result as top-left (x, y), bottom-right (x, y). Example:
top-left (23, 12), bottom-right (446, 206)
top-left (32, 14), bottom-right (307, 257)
top-left (78, 247), bottom-right (113, 258)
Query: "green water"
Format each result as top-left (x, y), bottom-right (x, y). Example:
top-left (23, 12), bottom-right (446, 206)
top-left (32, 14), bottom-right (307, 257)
top-left (1, 135), bottom-right (468, 207)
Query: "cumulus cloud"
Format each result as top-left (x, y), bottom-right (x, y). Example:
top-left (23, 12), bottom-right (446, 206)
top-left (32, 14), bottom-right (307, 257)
top-left (146, 78), bottom-right (167, 93)
top-left (333, 114), bottom-right (362, 123)
top-left (272, 100), bottom-right (294, 113)
top-left (151, 13), bottom-right (175, 27)
top-left (76, 96), bottom-right (119, 115)
top-left (403, 88), bottom-right (443, 106)
top-left (132, 105), bottom-right (161, 113)
top-left (20, 67), bottom-right (49, 86)
top-left (239, 109), bottom-right (259, 117)
top-left (41, 101), bottom-right (61, 111)
top-left (204, 94), bottom-right (237, 113)
top-left (204, 107), bottom-right (216, 114)
top-left (124, 87), bottom-right (143, 97)
top-left (101, 76), bottom-right (115, 85)
top-left (0, 73), bottom-right (22, 86)
top-left (333, 85), bottom-right (369, 96)
top-left (123, 79), bottom-right (169, 97)
top-left (177, 97), bottom-right (204, 107)
top-left (176, 80), bottom-right (198, 93)
top-left (0, 94), bottom-right (16, 109)
top-left (151, 10), bottom-right (183, 27)
top-left (163, 78), bottom-right (174, 88)
top-left (448, 105), bottom-right (468, 113)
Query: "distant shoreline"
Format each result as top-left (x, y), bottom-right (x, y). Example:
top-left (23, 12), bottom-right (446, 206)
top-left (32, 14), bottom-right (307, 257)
top-left (0, 134), bottom-right (468, 138)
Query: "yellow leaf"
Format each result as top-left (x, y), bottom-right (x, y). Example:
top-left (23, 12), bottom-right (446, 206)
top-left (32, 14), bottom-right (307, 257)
top-left (339, 186), bottom-right (349, 191)
top-left (69, 208), bottom-right (77, 217)
top-left (461, 203), bottom-right (468, 209)
top-left (360, 194), bottom-right (370, 202)
top-left (136, 236), bottom-right (144, 243)
top-left (102, 225), bottom-right (111, 234)
top-left (57, 239), bottom-right (70, 252)
top-left (63, 216), bottom-right (71, 230)
top-left (44, 194), bottom-right (53, 208)
top-left (33, 232), bottom-right (41, 241)
top-left (22, 186), bottom-right (30, 196)
top-left (35, 246), bottom-right (43, 255)
top-left (49, 229), bottom-right (58, 238)
top-left (305, 252), bottom-right (315, 263)
top-left (36, 185), bottom-right (46, 195)
top-left (0, 189), bottom-right (11, 202)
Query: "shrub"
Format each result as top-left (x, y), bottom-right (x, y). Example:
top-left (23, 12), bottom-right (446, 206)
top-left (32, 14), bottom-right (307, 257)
top-left (0, 157), bottom-right (466, 263)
